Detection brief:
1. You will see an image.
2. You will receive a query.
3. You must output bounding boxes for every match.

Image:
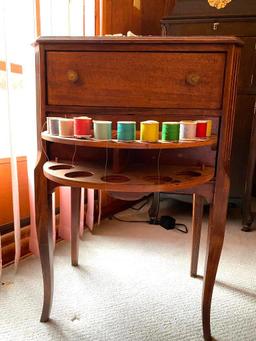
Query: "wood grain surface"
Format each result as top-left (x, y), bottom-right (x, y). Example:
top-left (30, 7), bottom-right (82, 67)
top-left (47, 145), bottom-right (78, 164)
top-left (46, 51), bottom-right (225, 109)
top-left (41, 131), bottom-right (217, 150)
top-left (43, 161), bottom-right (214, 193)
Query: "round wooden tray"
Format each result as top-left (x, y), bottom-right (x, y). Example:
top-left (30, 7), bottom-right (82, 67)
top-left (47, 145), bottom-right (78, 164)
top-left (44, 161), bottom-right (214, 192)
top-left (41, 131), bottom-right (217, 150)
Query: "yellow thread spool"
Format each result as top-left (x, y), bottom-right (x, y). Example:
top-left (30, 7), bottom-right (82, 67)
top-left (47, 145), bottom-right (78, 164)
top-left (140, 120), bottom-right (159, 142)
top-left (206, 120), bottom-right (212, 137)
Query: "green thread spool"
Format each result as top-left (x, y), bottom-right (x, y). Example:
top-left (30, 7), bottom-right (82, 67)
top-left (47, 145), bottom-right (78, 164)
top-left (117, 121), bottom-right (136, 141)
top-left (93, 120), bottom-right (112, 140)
top-left (162, 122), bottom-right (180, 141)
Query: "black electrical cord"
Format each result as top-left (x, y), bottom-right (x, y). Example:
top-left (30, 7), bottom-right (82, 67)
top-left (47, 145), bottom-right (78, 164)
top-left (130, 196), bottom-right (151, 211)
top-left (109, 194), bottom-right (188, 234)
top-left (174, 223), bottom-right (188, 234)
top-left (110, 215), bottom-right (148, 223)
top-left (109, 196), bottom-right (151, 223)
top-left (110, 215), bottom-right (188, 234)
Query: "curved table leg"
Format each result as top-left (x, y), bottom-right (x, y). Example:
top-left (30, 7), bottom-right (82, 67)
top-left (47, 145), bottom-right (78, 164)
top-left (190, 193), bottom-right (204, 278)
top-left (36, 186), bottom-right (54, 322)
top-left (202, 200), bottom-right (227, 340)
top-left (148, 192), bottom-right (160, 224)
top-left (242, 110), bottom-right (256, 231)
top-left (71, 187), bottom-right (81, 266)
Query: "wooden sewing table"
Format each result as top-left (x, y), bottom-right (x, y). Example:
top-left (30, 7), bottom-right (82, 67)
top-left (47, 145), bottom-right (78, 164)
top-left (34, 36), bottom-right (242, 340)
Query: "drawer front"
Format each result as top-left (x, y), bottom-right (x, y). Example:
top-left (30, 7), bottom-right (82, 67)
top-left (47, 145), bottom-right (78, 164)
top-left (164, 21), bottom-right (256, 37)
top-left (47, 51), bottom-right (225, 109)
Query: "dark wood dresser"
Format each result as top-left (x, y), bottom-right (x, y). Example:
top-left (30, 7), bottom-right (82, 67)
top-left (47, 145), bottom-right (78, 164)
top-left (34, 36), bottom-right (241, 340)
top-left (161, 0), bottom-right (256, 228)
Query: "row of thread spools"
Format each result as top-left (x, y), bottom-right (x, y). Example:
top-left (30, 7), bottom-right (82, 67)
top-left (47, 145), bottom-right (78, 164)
top-left (47, 116), bottom-right (212, 142)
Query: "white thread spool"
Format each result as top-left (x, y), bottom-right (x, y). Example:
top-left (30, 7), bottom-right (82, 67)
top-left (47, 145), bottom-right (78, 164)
top-left (47, 117), bottom-right (60, 135)
top-left (59, 118), bottom-right (74, 137)
top-left (180, 121), bottom-right (197, 140)
top-left (93, 120), bottom-right (112, 140)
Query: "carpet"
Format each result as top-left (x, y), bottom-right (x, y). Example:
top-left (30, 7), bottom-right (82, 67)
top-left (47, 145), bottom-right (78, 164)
top-left (0, 200), bottom-right (256, 341)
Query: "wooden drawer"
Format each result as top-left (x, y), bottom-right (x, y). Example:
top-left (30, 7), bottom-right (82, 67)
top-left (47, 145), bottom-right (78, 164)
top-left (46, 51), bottom-right (225, 110)
top-left (164, 20), bottom-right (256, 37)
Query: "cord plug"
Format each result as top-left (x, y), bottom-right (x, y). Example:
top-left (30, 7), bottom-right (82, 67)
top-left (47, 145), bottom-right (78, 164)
top-left (159, 216), bottom-right (176, 230)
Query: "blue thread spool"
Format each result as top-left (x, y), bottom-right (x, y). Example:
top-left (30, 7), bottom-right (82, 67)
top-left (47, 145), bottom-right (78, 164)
top-left (93, 120), bottom-right (112, 140)
top-left (117, 121), bottom-right (136, 141)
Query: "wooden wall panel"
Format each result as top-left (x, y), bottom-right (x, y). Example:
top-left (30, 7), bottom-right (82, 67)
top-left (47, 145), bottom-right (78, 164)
top-left (103, 0), bottom-right (141, 35)
top-left (102, 0), bottom-right (171, 35)
top-left (141, 0), bottom-right (168, 35)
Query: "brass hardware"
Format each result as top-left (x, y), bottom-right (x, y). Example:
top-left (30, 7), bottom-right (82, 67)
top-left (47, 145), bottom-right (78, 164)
top-left (213, 22), bottom-right (220, 31)
top-left (67, 70), bottom-right (79, 83)
top-left (208, 0), bottom-right (232, 10)
top-left (186, 73), bottom-right (200, 86)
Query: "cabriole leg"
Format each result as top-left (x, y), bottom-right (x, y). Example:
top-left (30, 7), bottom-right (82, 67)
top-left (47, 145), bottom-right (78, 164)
top-left (202, 200), bottom-right (227, 340)
top-left (71, 187), bottom-right (81, 266)
top-left (191, 193), bottom-right (204, 277)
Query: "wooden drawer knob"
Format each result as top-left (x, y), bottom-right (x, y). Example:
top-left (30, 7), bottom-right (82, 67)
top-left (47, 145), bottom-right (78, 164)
top-left (67, 70), bottom-right (79, 83)
top-left (186, 73), bottom-right (200, 86)
top-left (212, 22), bottom-right (220, 31)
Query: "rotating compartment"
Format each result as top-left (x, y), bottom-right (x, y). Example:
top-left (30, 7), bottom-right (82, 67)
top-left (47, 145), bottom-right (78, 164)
top-left (41, 131), bottom-right (217, 150)
top-left (43, 161), bottom-right (215, 193)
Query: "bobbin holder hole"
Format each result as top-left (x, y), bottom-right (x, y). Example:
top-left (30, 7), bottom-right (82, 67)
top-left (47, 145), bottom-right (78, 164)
top-left (176, 171), bottom-right (201, 177)
top-left (49, 164), bottom-right (74, 171)
top-left (65, 171), bottom-right (93, 178)
top-left (101, 175), bottom-right (130, 183)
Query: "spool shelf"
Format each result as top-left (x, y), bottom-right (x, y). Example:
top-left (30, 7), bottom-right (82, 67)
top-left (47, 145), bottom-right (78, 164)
top-left (43, 161), bottom-right (214, 192)
top-left (41, 131), bottom-right (217, 150)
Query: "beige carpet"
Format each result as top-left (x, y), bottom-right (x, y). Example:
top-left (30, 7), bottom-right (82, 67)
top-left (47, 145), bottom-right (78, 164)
top-left (1, 200), bottom-right (256, 341)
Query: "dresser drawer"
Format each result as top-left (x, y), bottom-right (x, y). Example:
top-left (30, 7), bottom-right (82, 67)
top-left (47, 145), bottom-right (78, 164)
top-left (46, 51), bottom-right (225, 109)
top-left (163, 20), bottom-right (256, 37)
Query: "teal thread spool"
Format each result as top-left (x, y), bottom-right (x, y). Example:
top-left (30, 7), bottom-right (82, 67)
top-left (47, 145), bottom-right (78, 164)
top-left (93, 120), bottom-right (112, 140)
top-left (162, 122), bottom-right (180, 141)
top-left (117, 121), bottom-right (136, 141)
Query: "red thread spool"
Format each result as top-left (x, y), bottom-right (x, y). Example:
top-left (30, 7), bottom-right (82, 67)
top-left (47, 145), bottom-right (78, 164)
top-left (196, 120), bottom-right (207, 138)
top-left (74, 116), bottom-right (92, 138)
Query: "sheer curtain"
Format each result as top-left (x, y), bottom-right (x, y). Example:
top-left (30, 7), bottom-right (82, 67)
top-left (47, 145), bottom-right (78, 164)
top-left (0, 0), bottom-right (96, 277)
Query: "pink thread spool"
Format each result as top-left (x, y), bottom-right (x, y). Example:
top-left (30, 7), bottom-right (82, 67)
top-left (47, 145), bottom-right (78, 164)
top-left (74, 116), bottom-right (92, 138)
top-left (59, 118), bottom-right (74, 137)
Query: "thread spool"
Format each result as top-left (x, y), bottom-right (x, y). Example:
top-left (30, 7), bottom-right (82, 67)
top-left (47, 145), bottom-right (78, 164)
top-left (117, 121), bottom-right (136, 141)
top-left (196, 120), bottom-right (207, 138)
top-left (74, 116), bottom-right (92, 138)
top-left (162, 122), bottom-right (180, 141)
top-left (93, 120), bottom-right (112, 140)
top-left (59, 118), bottom-right (74, 137)
top-left (47, 117), bottom-right (60, 136)
top-left (140, 120), bottom-right (159, 142)
top-left (180, 121), bottom-right (197, 140)
top-left (206, 120), bottom-right (212, 137)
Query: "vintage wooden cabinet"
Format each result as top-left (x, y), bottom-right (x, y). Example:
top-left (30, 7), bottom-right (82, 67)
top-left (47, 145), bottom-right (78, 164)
top-left (161, 0), bottom-right (256, 229)
top-left (34, 36), bottom-right (241, 340)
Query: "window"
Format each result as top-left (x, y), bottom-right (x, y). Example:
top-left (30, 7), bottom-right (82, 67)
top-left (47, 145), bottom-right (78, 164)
top-left (0, 0), bottom-right (96, 158)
